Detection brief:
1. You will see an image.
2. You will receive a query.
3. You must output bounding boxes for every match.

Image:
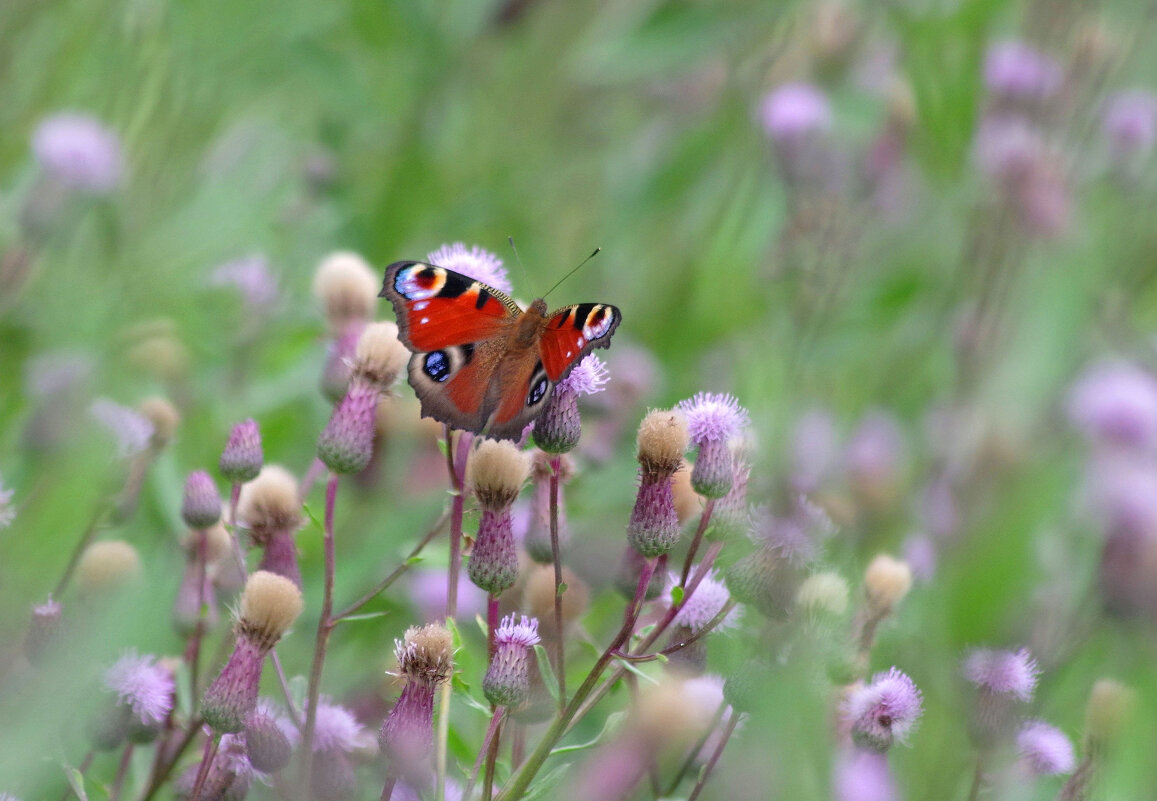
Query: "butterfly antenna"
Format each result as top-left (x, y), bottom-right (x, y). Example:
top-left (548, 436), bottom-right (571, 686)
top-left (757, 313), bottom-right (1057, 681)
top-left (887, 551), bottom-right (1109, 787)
top-left (507, 236), bottom-right (532, 290)
top-left (543, 247), bottom-right (601, 300)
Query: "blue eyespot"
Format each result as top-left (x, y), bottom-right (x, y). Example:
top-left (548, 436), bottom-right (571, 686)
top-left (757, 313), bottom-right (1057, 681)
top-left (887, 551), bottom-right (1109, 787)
top-left (424, 351), bottom-right (450, 382)
top-left (527, 377), bottom-right (548, 406)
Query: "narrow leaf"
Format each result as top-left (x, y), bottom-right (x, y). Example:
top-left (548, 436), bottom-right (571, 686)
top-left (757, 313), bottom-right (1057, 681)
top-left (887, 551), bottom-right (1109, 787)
top-left (335, 610), bottom-right (390, 623)
top-left (533, 644), bottom-right (560, 701)
top-left (549, 711), bottom-right (627, 755)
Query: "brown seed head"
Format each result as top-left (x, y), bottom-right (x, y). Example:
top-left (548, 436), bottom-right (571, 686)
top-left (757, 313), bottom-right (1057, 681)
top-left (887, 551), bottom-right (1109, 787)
top-left (239, 570), bottom-right (304, 648)
top-left (636, 409), bottom-right (688, 476)
top-left (137, 396), bottom-right (180, 447)
top-left (468, 438), bottom-right (532, 510)
top-left (237, 465), bottom-right (302, 538)
top-left (313, 251), bottom-right (378, 334)
top-left (395, 624), bottom-right (454, 688)
top-left (76, 540), bottom-right (142, 593)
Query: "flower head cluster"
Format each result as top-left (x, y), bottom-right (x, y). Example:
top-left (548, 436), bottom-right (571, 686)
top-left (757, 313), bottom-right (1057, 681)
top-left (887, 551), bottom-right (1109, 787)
top-left (426, 242), bottom-right (511, 295)
top-left (845, 667), bottom-right (923, 752)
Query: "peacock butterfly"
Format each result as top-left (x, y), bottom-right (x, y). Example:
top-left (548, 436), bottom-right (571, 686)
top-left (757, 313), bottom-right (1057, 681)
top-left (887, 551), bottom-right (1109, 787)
top-left (379, 260), bottom-right (621, 441)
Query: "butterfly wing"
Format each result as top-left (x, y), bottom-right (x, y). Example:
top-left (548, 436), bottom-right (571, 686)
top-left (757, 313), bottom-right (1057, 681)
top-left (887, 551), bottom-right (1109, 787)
top-left (539, 302), bottom-right (622, 382)
top-left (381, 261), bottom-right (522, 432)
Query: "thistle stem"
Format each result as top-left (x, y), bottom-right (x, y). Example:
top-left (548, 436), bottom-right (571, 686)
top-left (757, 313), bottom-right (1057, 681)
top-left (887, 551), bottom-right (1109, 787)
top-left (187, 735), bottom-right (219, 801)
top-left (679, 498), bottom-right (716, 586)
top-left (548, 455), bottom-right (566, 711)
top-left (464, 707), bottom-right (506, 801)
top-left (686, 713), bottom-right (740, 801)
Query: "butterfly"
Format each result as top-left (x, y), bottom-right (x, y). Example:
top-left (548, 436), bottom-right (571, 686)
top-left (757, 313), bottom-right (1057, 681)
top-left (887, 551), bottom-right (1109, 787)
top-left (379, 260), bottom-right (621, 441)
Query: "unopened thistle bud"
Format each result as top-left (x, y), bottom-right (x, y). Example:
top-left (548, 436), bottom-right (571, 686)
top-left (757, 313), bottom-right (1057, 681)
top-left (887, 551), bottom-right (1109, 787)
top-left (533, 354), bottom-right (609, 453)
top-left (467, 439), bottom-right (531, 595)
top-left (379, 624), bottom-right (454, 782)
top-left (182, 470), bottom-right (222, 529)
top-left (317, 322), bottom-right (408, 474)
top-left (484, 615), bottom-right (541, 707)
top-left (627, 409), bottom-right (688, 557)
top-left (524, 564), bottom-right (589, 637)
top-left (863, 554), bottom-right (912, 618)
top-left (219, 419), bottom-right (263, 483)
top-left (845, 667), bottom-right (923, 753)
top-left (523, 453), bottom-right (573, 564)
top-left (202, 571), bottom-right (303, 733)
top-left (244, 700), bottom-right (296, 773)
top-left (238, 465), bottom-right (303, 586)
top-left (677, 393), bottom-right (749, 498)
top-left (76, 540), bottom-right (141, 593)
top-left (313, 251), bottom-right (379, 335)
top-left (173, 531), bottom-right (219, 635)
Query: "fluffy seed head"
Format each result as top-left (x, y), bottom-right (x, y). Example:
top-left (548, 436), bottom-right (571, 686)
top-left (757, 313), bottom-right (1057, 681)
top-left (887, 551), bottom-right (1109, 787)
top-left (1085, 678), bottom-right (1135, 747)
top-left (845, 667), bottom-right (923, 752)
top-left (863, 554), bottom-right (912, 616)
top-left (468, 439), bottom-right (531, 510)
top-left (352, 321), bottom-right (409, 387)
top-left (181, 470), bottom-right (222, 529)
top-left (136, 396), bottom-right (180, 447)
top-left (239, 571), bottom-right (304, 646)
top-left (426, 242), bottom-right (511, 295)
top-left (313, 251), bottom-right (378, 333)
top-left (76, 540), bottom-right (141, 592)
top-left (395, 624), bottom-right (454, 688)
top-left (237, 465), bottom-right (302, 536)
top-left (636, 409), bottom-right (689, 476)
top-left (1016, 721), bottom-right (1075, 775)
top-left (200, 522), bottom-right (233, 565)
top-left (797, 571), bottom-right (850, 616)
top-left (219, 419), bottom-right (263, 483)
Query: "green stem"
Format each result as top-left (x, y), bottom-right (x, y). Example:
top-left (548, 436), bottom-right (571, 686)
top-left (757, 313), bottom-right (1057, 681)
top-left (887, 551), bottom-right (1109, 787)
top-left (548, 455), bottom-right (566, 712)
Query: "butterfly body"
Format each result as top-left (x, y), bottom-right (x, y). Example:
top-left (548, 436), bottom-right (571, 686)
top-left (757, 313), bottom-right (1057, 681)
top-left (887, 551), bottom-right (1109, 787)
top-left (380, 261), bottom-right (620, 441)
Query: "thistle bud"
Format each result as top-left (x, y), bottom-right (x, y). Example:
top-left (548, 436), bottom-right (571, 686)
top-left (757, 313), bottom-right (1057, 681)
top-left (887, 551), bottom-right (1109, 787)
top-left (533, 355), bottom-right (608, 454)
top-left (202, 571), bottom-right (303, 733)
top-left (676, 393), bottom-right (749, 498)
top-left (182, 470), bottom-right (222, 529)
top-left (238, 465), bottom-right (302, 586)
top-left (483, 615), bottom-right (541, 707)
top-left (467, 439), bottom-right (530, 595)
top-left (627, 410), bottom-right (688, 557)
top-left (380, 624), bottom-right (454, 783)
top-left (219, 419), bottom-right (263, 483)
top-left (244, 700), bottom-right (296, 773)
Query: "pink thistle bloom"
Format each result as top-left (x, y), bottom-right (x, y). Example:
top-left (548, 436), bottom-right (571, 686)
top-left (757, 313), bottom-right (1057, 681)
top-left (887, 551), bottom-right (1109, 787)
top-left (1016, 720), bottom-right (1076, 775)
top-left (678, 393), bottom-right (750, 499)
top-left (209, 254), bottom-right (279, 310)
top-left (484, 615), bottom-right (542, 707)
top-left (1103, 90), bottom-right (1157, 157)
top-left (845, 667), bottom-right (923, 752)
top-left (426, 242), bottom-right (511, 295)
top-left (670, 569), bottom-right (741, 633)
top-left (104, 651), bottom-right (175, 728)
top-left (312, 700), bottom-right (364, 754)
top-left (1067, 360), bottom-right (1157, 451)
top-left (560, 354), bottom-right (609, 397)
top-left (984, 40), bottom-right (1063, 101)
top-left (534, 354), bottom-right (609, 453)
top-left (963, 647), bottom-right (1039, 701)
top-left (759, 83), bottom-right (832, 142)
top-left (90, 398), bottom-right (154, 458)
top-left (32, 113), bottom-right (123, 193)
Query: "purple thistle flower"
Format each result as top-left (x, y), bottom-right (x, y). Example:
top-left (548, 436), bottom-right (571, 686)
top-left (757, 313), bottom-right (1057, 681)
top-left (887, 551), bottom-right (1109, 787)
top-left (963, 647), bottom-right (1039, 700)
top-left (104, 652), bottom-right (175, 732)
top-left (1103, 90), bottom-right (1157, 158)
top-left (1016, 720), bottom-right (1076, 775)
top-left (32, 113), bottom-right (123, 193)
top-left (677, 393), bottom-right (749, 499)
top-left (983, 40), bottom-right (1063, 101)
top-left (426, 242), bottom-right (511, 295)
top-left (845, 667), bottom-right (923, 753)
top-left (670, 569), bottom-right (741, 633)
top-left (219, 419), bottom-right (264, 484)
top-left (533, 354), bottom-right (608, 453)
top-left (484, 615), bottom-right (541, 707)
top-left (209, 254), bottom-right (279, 310)
top-left (0, 474), bottom-right (14, 530)
top-left (845, 410), bottom-right (906, 508)
top-left (313, 700), bottom-right (364, 754)
top-left (562, 354), bottom-right (609, 396)
top-left (182, 470), bottom-right (222, 529)
top-left (1067, 360), bottom-right (1157, 451)
top-left (833, 748), bottom-right (897, 801)
top-left (759, 83), bottom-right (832, 142)
top-left (90, 398), bottom-right (154, 458)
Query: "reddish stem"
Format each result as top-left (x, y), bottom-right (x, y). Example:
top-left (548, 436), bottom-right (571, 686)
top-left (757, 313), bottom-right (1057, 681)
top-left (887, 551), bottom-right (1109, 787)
top-left (548, 455), bottom-right (566, 711)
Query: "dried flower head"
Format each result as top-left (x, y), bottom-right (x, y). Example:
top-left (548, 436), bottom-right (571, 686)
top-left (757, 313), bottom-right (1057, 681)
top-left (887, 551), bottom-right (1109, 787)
top-left (863, 554), bottom-right (912, 617)
top-left (313, 251), bottom-right (378, 333)
top-left (219, 419), bottom-right (263, 483)
top-left (635, 409), bottom-right (689, 476)
top-left (352, 321), bottom-right (409, 387)
top-left (239, 571), bottom-right (304, 646)
top-left (468, 439), bottom-right (532, 510)
top-left (845, 667), bottom-right (923, 752)
top-left (137, 396), bottom-right (180, 447)
top-left (395, 624), bottom-right (454, 688)
top-left (76, 540), bottom-right (141, 592)
top-left (32, 113), bottom-right (123, 193)
top-left (1016, 720), bottom-right (1075, 775)
top-left (426, 242), bottom-right (511, 295)
top-left (237, 465), bottom-right (302, 536)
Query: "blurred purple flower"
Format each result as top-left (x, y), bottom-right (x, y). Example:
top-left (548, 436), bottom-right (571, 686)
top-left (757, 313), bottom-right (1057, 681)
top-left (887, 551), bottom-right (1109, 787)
top-left (759, 83), bottom-right (832, 142)
top-left (833, 748), bottom-right (896, 801)
top-left (845, 667), bottom-right (923, 752)
top-left (90, 398), bottom-right (154, 458)
top-left (963, 647), bottom-right (1039, 701)
top-left (1103, 90), bottom-right (1157, 157)
top-left (1016, 720), bottom-right (1076, 775)
top-left (426, 242), bottom-right (511, 295)
top-left (670, 568), bottom-right (741, 632)
top-left (209, 254), bottom-right (279, 310)
top-left (1068, 360), bottom-right (1157, 451)
top-left (902, 534), bottom-right (937, 582)
top-left (1085, 454), bottom-right (1157, 535)
top-left (312, 700), bottom-right (364, 754)
top-left (104, 651), bottom-right (174, 727)
top-left (409, 568), bottom-right (487, 622)
top-left (25, 351), bottom-right (93, 398)
top-left (791, 407), bottom-right (839, 492)
top-left (32, 113), bottom-right (123, 193)
top-left (984, 40), bottom-right (1063, 101)
top-left (975, 115), bottom-right (1042, 179)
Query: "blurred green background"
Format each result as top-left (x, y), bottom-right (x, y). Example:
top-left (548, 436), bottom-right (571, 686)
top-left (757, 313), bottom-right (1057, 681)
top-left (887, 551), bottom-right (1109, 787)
top-left (2, 0), bottom-right (1157, 798)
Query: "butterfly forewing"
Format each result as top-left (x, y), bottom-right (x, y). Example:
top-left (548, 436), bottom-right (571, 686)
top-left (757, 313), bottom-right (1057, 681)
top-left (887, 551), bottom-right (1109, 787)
top-left (539, 303), bottom-right (621, 382)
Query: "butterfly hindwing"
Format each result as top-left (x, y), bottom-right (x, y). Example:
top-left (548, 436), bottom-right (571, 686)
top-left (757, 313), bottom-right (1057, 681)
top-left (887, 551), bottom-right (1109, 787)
top-left (539, 302), bottom-right (621, 382)
top-left (381, 261), bottom-right (519, 352)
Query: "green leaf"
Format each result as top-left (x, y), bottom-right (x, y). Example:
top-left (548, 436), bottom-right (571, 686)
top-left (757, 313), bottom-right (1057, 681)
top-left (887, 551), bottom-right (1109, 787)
top-left (64, 767), bottom-right (89, 801)
top-left (522, 763), bottom-right (571, 801)
top-left (302, 503), bottom-right (325, 533)
top-left (557, 581), bottom-right (568, 597)
top-left (405, 555), bottom-right (425, 566)
top-left (613, 655), bottom-right (661, 684)
top-left (549, 711), bottom-right (627, 756)
top-left (335, 610), bottom-right (390, 623)
top-left (670, 585), bottom-right (685, 607)
top-left (533, 644), bottom-right (560, 702)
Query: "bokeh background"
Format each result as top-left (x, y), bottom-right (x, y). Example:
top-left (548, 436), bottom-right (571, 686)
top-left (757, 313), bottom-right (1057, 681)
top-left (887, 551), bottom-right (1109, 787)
top-left (2, 0), bottom-right (1157, 798)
